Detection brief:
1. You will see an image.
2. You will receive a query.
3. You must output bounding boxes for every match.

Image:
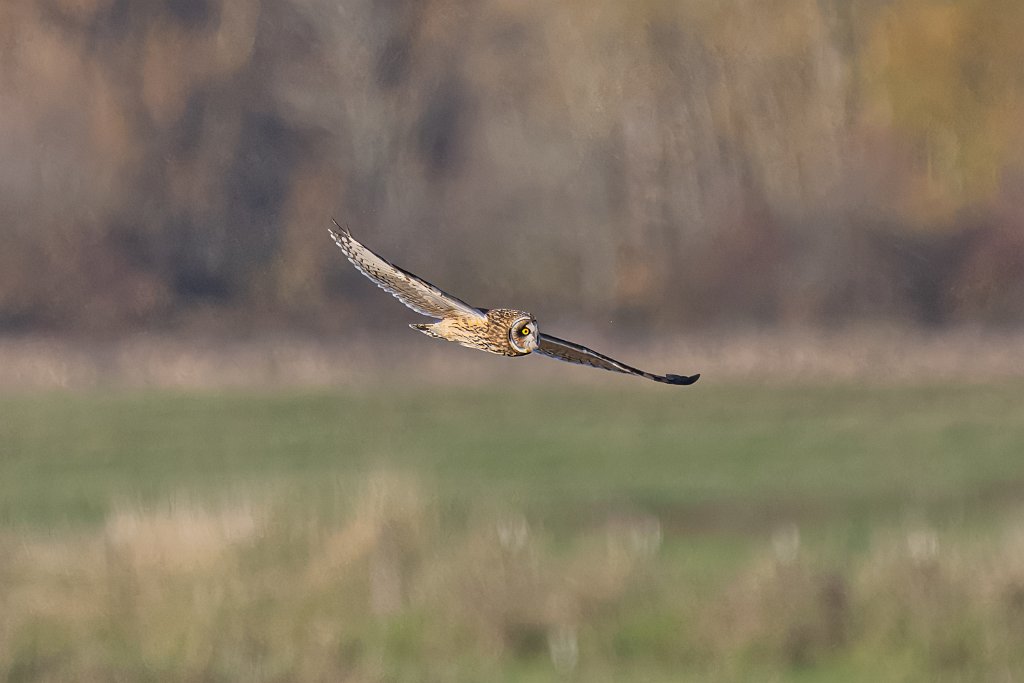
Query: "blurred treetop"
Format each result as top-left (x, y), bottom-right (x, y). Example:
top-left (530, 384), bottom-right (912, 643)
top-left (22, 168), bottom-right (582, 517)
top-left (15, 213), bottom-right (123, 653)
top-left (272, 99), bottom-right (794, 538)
top-left (1, 0), bottom-right (1022, 332)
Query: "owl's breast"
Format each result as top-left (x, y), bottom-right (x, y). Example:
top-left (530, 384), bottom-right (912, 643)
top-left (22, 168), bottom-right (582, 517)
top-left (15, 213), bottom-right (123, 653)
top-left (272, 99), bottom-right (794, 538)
top-left (433, 316), bottom-right (519, 356)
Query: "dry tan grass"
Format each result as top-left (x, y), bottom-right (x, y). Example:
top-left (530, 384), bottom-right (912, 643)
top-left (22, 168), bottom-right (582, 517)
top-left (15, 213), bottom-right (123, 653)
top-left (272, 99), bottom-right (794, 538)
top-left (0, 474), bottom-right (676, 680)
top-left (104, 499), bottom-right (263, 572)
top-left (1, 327), bottom-right (1022, 391)
top-left (5, 474), bottom-right (1024, 680)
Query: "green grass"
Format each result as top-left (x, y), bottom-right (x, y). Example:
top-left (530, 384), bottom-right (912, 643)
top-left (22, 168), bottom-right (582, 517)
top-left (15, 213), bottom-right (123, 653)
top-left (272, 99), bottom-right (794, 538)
top-left (3, 381), bottom-right (1024, 681)
top-left (3, 382), bottom-right (1023, 528)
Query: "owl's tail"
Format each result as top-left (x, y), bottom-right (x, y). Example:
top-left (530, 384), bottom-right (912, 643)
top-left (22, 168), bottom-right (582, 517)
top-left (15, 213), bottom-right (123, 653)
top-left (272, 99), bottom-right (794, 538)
top-left (409, 323), bottom-right (444, 340)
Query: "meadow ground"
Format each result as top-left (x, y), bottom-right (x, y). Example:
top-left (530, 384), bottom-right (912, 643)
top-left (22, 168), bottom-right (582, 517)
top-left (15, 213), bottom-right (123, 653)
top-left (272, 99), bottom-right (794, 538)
top-left (3, 381), bottom-right (1024, 681)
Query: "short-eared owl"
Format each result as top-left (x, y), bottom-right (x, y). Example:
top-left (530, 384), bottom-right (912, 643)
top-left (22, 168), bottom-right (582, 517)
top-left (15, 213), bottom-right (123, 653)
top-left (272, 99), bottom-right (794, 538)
top-left (328, 222), bottom-right (699, 385)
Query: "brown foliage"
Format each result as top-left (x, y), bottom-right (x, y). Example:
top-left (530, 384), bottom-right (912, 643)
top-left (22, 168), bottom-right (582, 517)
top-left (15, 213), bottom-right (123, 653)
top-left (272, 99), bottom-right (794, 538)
top-left (0, 0), bottom-right (1022, 332)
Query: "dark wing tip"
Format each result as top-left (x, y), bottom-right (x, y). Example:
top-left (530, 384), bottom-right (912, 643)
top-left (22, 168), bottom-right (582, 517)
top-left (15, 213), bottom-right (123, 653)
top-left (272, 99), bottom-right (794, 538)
top-left (328, 218), bottom-right (351, 240)
top-left (663, 373), bottom-right (700, 385)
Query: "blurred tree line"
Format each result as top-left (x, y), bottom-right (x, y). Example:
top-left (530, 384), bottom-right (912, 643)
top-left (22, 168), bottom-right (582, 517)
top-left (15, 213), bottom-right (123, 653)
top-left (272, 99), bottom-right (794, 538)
top-left (1, 0), bottom-right (1022, 333)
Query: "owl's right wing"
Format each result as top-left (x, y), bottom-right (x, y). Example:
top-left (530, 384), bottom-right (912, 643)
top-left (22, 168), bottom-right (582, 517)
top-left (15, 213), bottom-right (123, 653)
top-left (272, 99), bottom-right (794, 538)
top-left (328, 221), bottom-right (486, 321)
top-left (536, 333), bottom-right (700, 385)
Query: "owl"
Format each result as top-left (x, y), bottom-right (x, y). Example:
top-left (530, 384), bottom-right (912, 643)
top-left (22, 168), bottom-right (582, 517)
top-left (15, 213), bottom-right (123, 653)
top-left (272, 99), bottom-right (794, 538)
top-left (328, 222), bottom-right (699, 385)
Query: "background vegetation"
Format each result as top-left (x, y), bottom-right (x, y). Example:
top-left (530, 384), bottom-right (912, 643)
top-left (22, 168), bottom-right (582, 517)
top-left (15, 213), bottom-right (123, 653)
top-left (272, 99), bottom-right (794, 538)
top-left (2, 0), bottom-right (1023, 332)
top-left (4, 2), bottom-right (1024, 680)
top-left (4, 383), bottom-right (1024, 681)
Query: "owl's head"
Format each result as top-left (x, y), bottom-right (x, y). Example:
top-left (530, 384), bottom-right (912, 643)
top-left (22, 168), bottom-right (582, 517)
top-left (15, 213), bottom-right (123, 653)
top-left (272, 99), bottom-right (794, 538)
top-left (508, 315), bottom-right (539, 354)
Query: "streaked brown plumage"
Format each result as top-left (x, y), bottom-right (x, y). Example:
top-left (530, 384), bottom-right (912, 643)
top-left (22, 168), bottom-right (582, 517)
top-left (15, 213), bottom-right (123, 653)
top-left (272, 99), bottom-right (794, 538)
top-left (328, 221), bottom-right (699, 385)
top-left (410, 308), bottom-right (536, 356)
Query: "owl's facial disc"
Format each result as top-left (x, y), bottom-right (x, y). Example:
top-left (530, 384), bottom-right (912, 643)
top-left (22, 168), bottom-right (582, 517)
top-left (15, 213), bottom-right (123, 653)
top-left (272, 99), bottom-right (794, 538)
top-left (509, 316), bottom-right (539, 353)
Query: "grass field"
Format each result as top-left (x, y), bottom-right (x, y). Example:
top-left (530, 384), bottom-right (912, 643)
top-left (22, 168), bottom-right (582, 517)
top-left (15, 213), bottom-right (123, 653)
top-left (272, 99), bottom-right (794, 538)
top-left (3, 382), bottom-right (1024, 680)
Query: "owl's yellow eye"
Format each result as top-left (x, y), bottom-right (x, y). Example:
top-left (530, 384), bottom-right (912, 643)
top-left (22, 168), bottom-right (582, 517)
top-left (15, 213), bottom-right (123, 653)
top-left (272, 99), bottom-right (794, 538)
top-left (521, 327), bottom-right (530, 335)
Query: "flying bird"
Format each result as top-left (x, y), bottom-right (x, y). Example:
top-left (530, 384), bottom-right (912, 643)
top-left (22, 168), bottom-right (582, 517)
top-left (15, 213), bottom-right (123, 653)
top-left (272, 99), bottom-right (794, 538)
top-left (328, 221), bottom-right (699, 385)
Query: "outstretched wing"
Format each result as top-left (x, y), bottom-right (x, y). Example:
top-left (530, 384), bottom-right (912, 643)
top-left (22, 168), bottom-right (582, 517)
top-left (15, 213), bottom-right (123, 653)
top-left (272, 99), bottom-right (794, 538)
top-left (328, 221), bottom-right (486, 321)
top-left (536, 334), bottom-right (700, 386)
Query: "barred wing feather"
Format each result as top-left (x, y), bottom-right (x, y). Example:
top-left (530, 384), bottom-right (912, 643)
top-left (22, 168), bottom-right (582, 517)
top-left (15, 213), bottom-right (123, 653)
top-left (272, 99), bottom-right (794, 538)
top-left (328, 221), bottom-right (486, 321)
top-left (536, 334), bottom-right (699, 385)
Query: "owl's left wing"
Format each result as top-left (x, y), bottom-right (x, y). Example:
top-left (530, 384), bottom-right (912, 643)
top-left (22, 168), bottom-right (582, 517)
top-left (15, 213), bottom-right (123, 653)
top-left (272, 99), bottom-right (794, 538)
top-left (328, 221), bottom-right (487, 321)
top-left (535, 334), bottom-right (700, 385)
